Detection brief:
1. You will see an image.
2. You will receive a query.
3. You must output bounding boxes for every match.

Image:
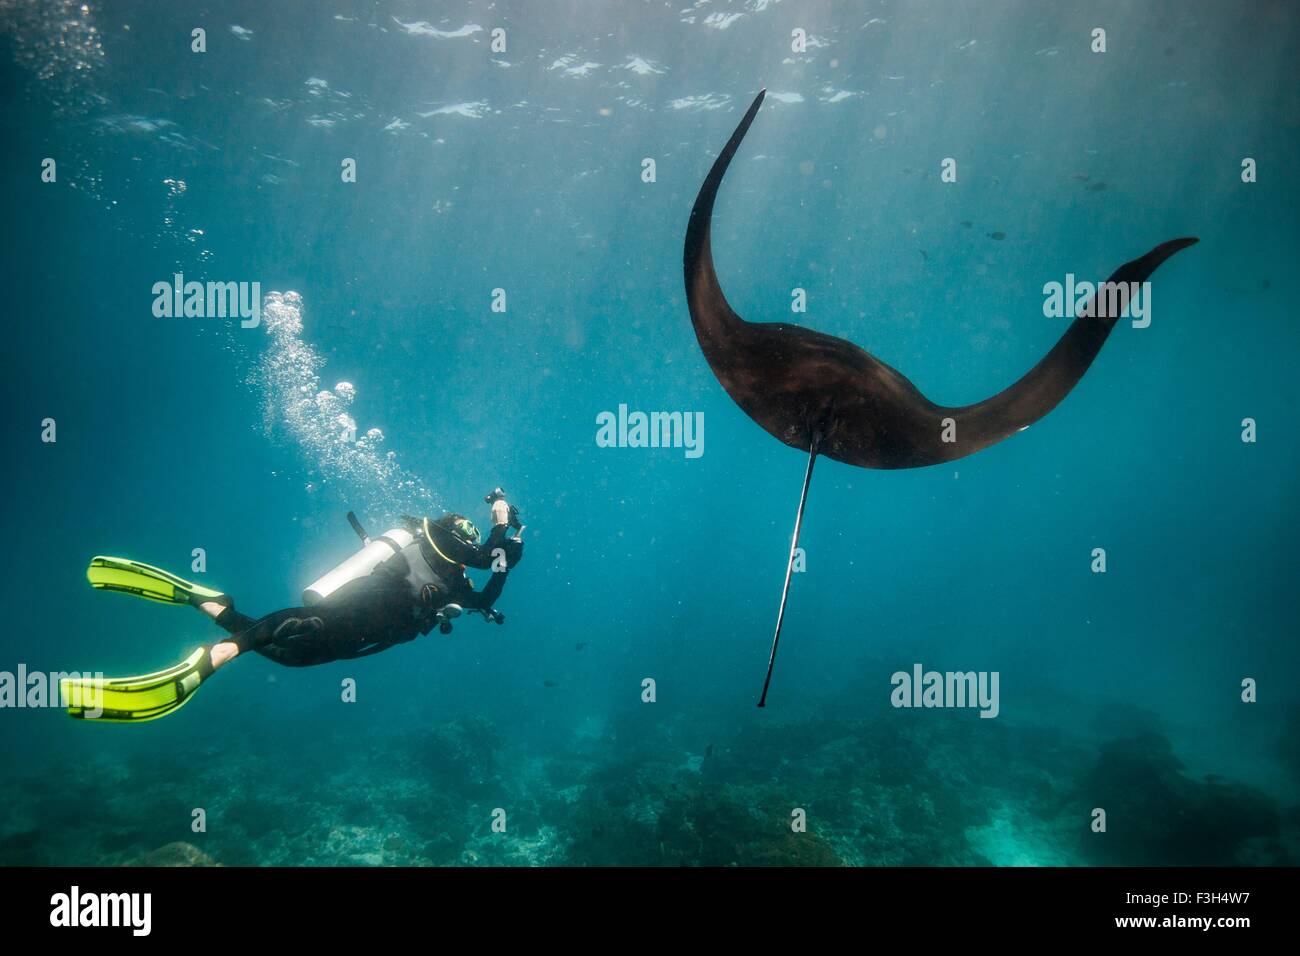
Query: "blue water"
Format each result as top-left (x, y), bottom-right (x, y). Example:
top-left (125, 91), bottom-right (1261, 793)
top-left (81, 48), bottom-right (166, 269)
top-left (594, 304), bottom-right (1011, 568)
top-left (0, 0), bottom-right (1296, 866)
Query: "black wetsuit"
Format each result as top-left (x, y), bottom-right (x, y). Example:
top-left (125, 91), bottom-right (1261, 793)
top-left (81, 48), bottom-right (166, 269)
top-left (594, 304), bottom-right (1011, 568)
top-left (214, 518), bottom-right (522, 667)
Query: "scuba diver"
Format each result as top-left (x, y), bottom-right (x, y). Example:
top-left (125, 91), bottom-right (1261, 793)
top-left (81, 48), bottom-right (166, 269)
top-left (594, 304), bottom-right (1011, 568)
top-left (60, 488), bottom-right (525, 723)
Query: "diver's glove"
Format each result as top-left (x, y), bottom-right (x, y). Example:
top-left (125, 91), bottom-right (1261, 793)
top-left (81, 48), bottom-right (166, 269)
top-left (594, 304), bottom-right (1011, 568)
top-left (485, 488), bottom-right (523, 531)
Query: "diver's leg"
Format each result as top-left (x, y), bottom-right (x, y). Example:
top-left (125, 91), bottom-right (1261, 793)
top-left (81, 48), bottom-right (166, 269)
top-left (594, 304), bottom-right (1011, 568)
top-left (210, 640), bottom-right (240, 669)
top-left (204, 606), bottom-right (260, 668)
top-left (208, 608), bottom-right (322, 670)
top-left (214, 575), bottom-right (411, 670)
top-left (212, 606), bottom-right (256, 633)
top-left (197, 600), bottom-right (232, 622)
top-left (250, 638), bottom-right (330, 668)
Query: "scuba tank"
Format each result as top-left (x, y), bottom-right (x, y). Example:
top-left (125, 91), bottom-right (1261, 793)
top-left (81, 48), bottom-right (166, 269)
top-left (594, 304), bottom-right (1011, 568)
top-left (302, 512), bottom-right (415, 605)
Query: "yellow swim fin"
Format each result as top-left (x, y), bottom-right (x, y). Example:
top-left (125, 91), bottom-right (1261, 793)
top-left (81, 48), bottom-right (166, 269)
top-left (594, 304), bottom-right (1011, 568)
top-left (61, 647), bottom-right (215, 723)
top-left (86, 556), bottom-right (227, 607)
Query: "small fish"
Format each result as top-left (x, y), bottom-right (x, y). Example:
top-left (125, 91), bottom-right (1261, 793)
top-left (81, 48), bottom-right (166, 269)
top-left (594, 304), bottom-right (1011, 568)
top-left (1087, 182), bottom-right (1108, 192)
top-left (918, 249), bottom-right (929, 261)
top-left (543, 679), bottom-right (558, 688)
top-left (987, 231), bottom-right (1006, 241)
top-left (574, 642), bottom-right (587, 651)
top-left (960, 220), bottom-right (972, 228)
top-left (1071, 173), bottom-right (1091, 182)
top-left (705, 744), bottom-right (714, 757)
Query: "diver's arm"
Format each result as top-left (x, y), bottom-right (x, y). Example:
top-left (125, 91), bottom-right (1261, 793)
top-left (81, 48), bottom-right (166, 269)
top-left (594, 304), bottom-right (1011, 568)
top-left (459, 571), bottom-right (506, 611)
top-left (456, 523), bottom-right (522, 611)
top-left (486, 523), bottom-right (524, 564)
top-left (479, 571), bottom-right (507, 607)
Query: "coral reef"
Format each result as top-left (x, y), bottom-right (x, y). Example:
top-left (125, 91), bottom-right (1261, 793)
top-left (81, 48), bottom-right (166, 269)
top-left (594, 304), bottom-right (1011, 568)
top-left (127, 842), bottom-right (220, 867)
top-left (1078, 732), bottom-right (1286, 865)
top-left (1, 708), bottom-right (1293, 867)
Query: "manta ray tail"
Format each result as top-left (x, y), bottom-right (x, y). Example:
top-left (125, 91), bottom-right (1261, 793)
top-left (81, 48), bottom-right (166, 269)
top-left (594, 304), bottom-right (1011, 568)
top-left (758, 431), bottom-right (820, 708)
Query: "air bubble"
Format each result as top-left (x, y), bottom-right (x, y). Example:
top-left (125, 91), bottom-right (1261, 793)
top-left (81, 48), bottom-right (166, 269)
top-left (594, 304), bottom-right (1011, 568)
top-left (255, 290), bottom-right (436, 521)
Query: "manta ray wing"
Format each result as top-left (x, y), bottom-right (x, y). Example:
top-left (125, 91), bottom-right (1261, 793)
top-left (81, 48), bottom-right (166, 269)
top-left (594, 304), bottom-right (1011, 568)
top-left (684, 89), bottom-right (1197, 469)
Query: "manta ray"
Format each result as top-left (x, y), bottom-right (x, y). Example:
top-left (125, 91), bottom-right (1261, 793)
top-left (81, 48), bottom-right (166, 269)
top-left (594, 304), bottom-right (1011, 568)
top-left (683, 90), bottom-right (1197, 706)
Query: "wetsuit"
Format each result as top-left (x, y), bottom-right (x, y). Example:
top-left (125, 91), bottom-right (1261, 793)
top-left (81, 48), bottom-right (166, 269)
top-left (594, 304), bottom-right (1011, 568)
top-left (212, 517), bottom-right (523, 667)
